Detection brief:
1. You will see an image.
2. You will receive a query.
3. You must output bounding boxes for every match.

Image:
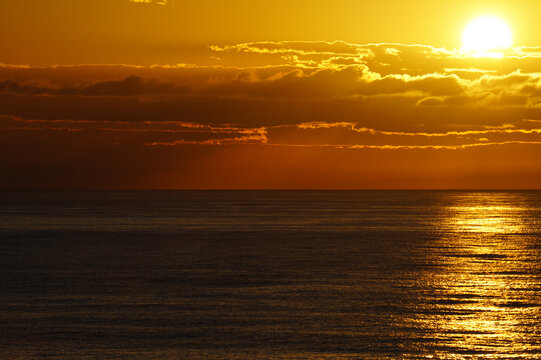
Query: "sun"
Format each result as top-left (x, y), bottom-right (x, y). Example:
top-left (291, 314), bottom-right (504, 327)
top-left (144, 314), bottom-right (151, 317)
top-left (462, 16), bottom-right (512, 56)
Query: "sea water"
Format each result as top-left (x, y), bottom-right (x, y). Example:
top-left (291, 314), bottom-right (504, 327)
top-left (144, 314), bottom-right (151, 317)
top-left (0, 191), bottom-right (540, 359)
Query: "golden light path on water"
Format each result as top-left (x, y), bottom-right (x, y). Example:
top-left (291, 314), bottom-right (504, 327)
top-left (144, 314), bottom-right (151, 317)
top-left (422, 192), bottom-right (540, 359)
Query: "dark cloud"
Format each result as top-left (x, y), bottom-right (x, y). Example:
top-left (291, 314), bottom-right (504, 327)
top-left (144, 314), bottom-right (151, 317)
top-left (0, 75), bottom-right (187, 96)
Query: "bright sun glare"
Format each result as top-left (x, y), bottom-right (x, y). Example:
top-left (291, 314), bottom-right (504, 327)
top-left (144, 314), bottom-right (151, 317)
top-left (462, 17), bottom-right (512, 55)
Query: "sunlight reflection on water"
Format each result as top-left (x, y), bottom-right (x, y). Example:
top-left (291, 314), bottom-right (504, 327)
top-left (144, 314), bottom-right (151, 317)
top-left (425, 192), bottom-right (540, 358)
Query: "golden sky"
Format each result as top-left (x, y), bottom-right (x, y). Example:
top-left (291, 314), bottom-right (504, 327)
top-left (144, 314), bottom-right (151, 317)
top-left (1, 0), bottom-right (541, 189)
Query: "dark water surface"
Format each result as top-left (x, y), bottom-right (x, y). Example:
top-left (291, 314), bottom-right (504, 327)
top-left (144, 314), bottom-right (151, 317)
top-left (1, 191), bottom-right (540, 359)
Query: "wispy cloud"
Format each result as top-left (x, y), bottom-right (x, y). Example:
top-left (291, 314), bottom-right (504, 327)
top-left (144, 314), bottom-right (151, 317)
top-left (128, 0), bottom-right (171, 5)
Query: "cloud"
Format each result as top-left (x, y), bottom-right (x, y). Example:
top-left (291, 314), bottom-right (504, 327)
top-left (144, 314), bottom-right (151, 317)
top-left (2, 42), bottom-right (541, 171)
top-left (128, 0), bottom-right (171, 5)
top-left (212, 41), bottom-right (541, 77)
top-left (0, 75), bottom-right (187, 96)
top-left (0, 115), bottom-right (267, 146)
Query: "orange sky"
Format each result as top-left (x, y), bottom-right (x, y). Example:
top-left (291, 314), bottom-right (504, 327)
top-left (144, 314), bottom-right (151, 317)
top-left (1, 0), bottom-right (541, 189)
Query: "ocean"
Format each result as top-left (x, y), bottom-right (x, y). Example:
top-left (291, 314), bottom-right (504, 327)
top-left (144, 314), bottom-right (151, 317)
top-left (0, 191), bottom-right (540, 359)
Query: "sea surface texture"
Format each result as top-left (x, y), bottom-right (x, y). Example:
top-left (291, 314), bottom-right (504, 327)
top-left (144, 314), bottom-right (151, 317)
top-left (0, 191), bottom-right (540, 359)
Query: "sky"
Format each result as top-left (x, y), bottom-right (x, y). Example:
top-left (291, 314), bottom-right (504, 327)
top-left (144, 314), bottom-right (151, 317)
top-left (1, 0), bottom-right (541, 189)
